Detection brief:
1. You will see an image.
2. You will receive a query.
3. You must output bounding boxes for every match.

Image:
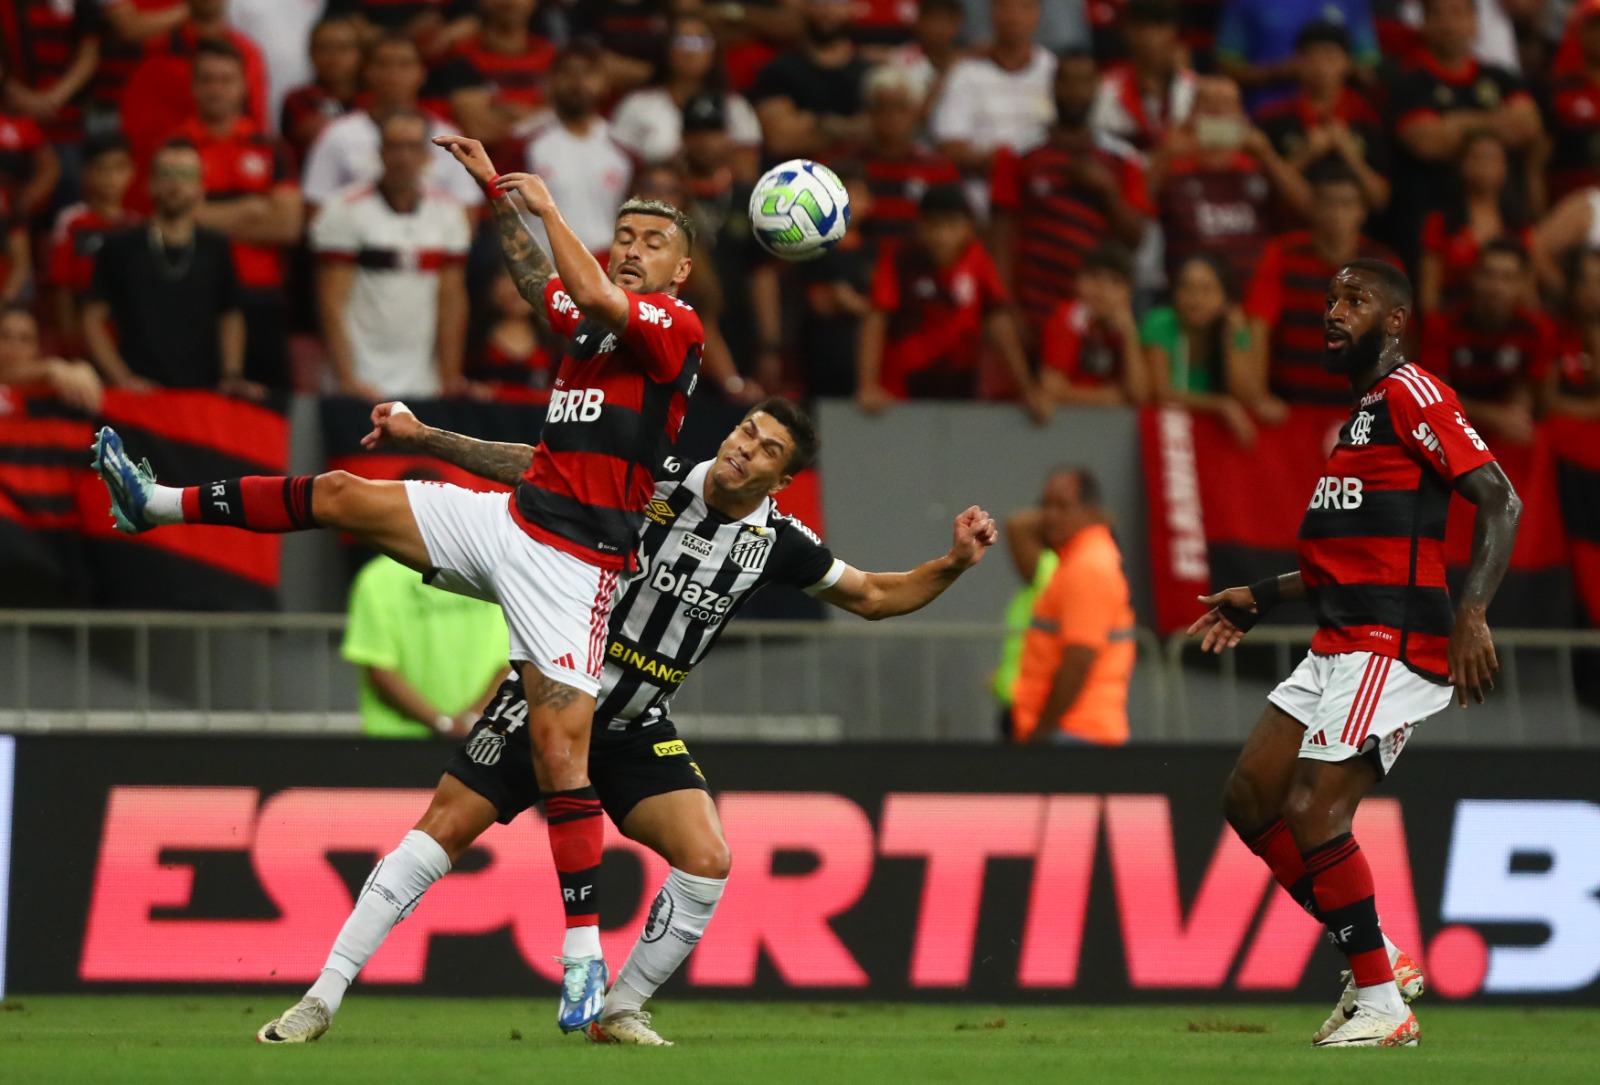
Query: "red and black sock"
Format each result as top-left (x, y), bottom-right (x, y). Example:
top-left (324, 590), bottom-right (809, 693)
top-left (543, 787), bottom-right (604, 928)
top-left (1241, 817), bottom-right (1321, 920)
top-left (182, 476), bottom-right (318, 532)
top-left (1304, 832), bottom-right (1390, 987)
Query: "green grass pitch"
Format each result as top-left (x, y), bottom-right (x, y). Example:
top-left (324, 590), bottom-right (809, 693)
top-left (2, 996), bottom-right (1596, 1085)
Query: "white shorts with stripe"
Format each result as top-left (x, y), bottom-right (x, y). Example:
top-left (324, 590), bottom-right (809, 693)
top-left (404, 481), bottom-right (620, 697)
top-left (1268, 651), bottom-right (1453, 777)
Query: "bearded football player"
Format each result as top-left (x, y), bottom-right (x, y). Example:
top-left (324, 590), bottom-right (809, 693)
top-left (1190, 259), bottom-right (1522, 1047)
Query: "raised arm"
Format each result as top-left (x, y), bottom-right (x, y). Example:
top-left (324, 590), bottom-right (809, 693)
top-left (817, 506), bottom-right (997, 620)
top-left (1449, 460), bottom-right (1522, 706)
top-left (362, 401), bottom-right (536, 486)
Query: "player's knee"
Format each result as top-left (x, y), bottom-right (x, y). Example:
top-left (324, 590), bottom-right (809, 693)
top-left (312, 469), bottom-right (363, 524)
top-left (676, 839), bottom-right (731, 880)
top-left (1221, 764), bottom-right (1267, 829)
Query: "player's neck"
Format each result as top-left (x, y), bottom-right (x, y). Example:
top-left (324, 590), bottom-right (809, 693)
top-left (1352, 350), bottom-right (1406, 396)
top-left (702, 476), bottom-right (766, 522)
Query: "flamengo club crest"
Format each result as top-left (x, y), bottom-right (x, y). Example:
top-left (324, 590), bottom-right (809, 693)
top-left (730, 528), bottom-right (771, 571)
top-left (1350, 410), bottom-right (1373, 445)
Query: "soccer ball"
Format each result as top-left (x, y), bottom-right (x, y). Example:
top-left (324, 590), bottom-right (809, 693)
top-left (748, 159), bottom-right (851, 261)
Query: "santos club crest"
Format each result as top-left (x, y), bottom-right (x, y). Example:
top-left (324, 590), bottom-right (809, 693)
top-left (730, 530), bottom-right (772, 571)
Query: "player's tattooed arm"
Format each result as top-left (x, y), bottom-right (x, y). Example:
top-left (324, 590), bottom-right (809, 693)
top-left (493, 195), bottom-right (556, 320)
top-left (413, 426), bottom-right (536, 487)
top-left (1450, 461), bottom-right (1523, 706)
top-left (527, 671), bottom-right (582, 712)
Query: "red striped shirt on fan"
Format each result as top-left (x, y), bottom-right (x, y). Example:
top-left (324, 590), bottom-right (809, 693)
top-left (1296, 363), bottom-right (1496, 680)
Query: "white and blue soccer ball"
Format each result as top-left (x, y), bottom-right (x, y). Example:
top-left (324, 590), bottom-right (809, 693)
top-left (748, 159), bottom-right (851, 261)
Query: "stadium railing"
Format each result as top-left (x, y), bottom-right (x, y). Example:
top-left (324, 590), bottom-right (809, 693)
top-left (3, 610), bottom-right (1598, 744)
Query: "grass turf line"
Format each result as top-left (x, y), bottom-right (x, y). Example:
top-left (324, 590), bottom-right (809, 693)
top-left (2, 996), bottom-right (1596, 1085)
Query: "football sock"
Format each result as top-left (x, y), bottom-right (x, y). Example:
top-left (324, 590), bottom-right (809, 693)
top-left (169, 476), bottom-right (319, 531)
top-left (311, 829), bottom-right (452, 1015)
top-left (605, 868), bottom-right (727, 1019)
top-left (1304, 833), bottom-right (1405, 1016)
top-left (543, 787), bottom-right (605, 955)
top-left (1241, 817), bottom-right (1321, 920)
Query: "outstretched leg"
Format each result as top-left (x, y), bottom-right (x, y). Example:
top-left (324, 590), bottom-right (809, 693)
top-left (1223, 704), bottom-right (1324, 918)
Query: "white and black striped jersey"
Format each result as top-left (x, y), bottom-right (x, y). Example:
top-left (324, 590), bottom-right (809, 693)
top-left (593, 457), bottom-right (844, 731)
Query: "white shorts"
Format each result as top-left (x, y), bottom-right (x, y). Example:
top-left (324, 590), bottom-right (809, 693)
top-left (1268, 651), bottom-right (1453, 777)
top-left (405, 481), bottom-right (620, 697)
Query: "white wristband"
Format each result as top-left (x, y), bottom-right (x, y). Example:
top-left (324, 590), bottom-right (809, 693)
top-left (433, 713), bottom-right (454, 734)
top-left (392, 400), bottom-right (413, 418)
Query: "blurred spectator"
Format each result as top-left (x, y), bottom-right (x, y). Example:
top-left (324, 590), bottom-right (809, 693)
top-left (521, 43), bottom-right (632, 258)
top-left (955, 0), bottom-right (1088, 53)
top-left (83, 139), bottom-right (248, 392)
top-left (1546, 2), bottom-right (1600, 203)
top-left (1387, 0), bottom-right (1540, 268)
top-left (848, 65), bottom-right (960, 246)
top-left (993, 505), bottom-right (1061, 739)
top-left (119, 0), bottom-right (272, 171)
top-left (301, 35), bottom-right (484, 212)
top-left (1038, 243), bottom-right (1147, 406)
top-left (1534, 177), bottom-right (1600, 293)
top-left (0, 1), bottom-right (97, 204)
top-left (0, 304), bottom-right (103, 415)
top-left (1214, 0), bottom-right (1379, 111)
top-left (1140, 252), bottom-right (1258, 445)
top-left (991, 50), bottom-right (1149, 336)
top-left (1422, 236), bottom-right (1551, 443)
top-left (0, 108), bottom-right (61, 220)
top-left (342, 550), bottom-right (509, 739)
top-left (1547, 245), bottom-right (1600, 418)
top-left (1241, 162), bottom-right (1399, 411)
top-left (848, 0), bottom-right (916, 48)
top-left (1007, 465), bottom-right (1134, 747)
top-left (856, 183), bottom-right (1048, 420)
top-left (280, 16), bottom-right (364, 166)
top-left (610, 11), bottom-right (763, 180)
top-left (91, 2), bottom-right (188, 139)
top-left (310, 111), bottom-right (470, 399)
top-left (797, 159), bottom-right (874, 396)
top-left (176, 39), bottom-right (302, 389)
top-left (931, 0), bottom-right (1056, 215)
top-left (1089, 0), bottom-right (1229, 68)
top-left (881, 0), bottom-right (967, 108)
top-left (1089, 0), bottom-right (1196, 154)
top-left (1419, 127), bottom-right (1530, 313)
top-left (749, 0), bottom-right (873, 161)
top-left (1150, 75), bottom-right (1309, 295)
top-left (47, 136), bottom-right (136, 350)
top-left (466, 265), bottom-right (553, 401)
top-left (1255, 20), bottom-right (1390, 213)
top-left (335, 0), bottom-right (458, 50)
top-left (230, 0), bottom-right (324, 132)
top-left (431, 0), bottom-right (558, 148)
top-left (564, 0), bottom-right (671, 87)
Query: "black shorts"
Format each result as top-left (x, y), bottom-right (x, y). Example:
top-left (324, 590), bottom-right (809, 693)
top-left (443, 680), bottom-right (709, 829)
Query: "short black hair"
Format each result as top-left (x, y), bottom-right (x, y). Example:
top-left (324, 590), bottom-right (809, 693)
top-left (1340, 258), bottom-right (1413, 311)
top-left (1126, 0), bottom-right (1178, 26)
top-left (83, 134), bottom-right (131, 162)
top-left (1306, 157), bottom-right (1362, 189)
top-left (193, 37), bottom-right (245, 67)
top-left (918, 182), bottom-right (971, 218)
top-left (155, 136), bottom-right (199, 158)
top-left (1056, 45), bottom-right (1096, 67)
top-left (617, 197), bottom-right (697, 251)
top-left (1048, 465), bottom-right (1103, 509)
top-left (1083, 242), bottom-right (1134, 283)
top-left (377, 108), bottom-right (429, 141)
top-left (1479, 235), bottom-right (1530, 267)
top-left (745, 397), bottom-right (819, 475)
top-left (918, 0), bottom-right (964, 16)
top-left (1295, 19), bottom-right (1352, 52)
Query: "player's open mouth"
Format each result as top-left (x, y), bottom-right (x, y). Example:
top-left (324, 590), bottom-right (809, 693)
top-left (725, 455), bottom-right (745, 477)
top-left (1325, 329), bottom-right (1349, 349)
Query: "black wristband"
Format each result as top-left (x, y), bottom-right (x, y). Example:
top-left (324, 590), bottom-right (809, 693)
top-left (1249, 576), bottom-right (1283, 617)
top-left (1216, 601), bottom-right (1260, 631)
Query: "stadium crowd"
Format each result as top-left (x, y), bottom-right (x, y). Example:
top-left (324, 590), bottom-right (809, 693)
top-left (0, 0), bottom-right (1599, 451)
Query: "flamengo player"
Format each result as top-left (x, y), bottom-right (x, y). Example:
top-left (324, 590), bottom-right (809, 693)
top-left (1190, 260), bottom-right (1521, 1048)
top-left (256, 398), bottom-right (998, 1046)
top-left (90, 136), bottom-right (705, 1035)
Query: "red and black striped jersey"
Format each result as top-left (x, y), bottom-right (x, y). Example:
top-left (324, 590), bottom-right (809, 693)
top-left (1298, 363), bottom-right (1496, 680)
top-left (1255, 89), bottom-right (1391, 183)
top-left (989, 135), bottom-right (1150, 329)
top-left (1420, 303), bottom-right (1553, 403)
top-left (1157, 151), bottom-right (1271, 293)
top-left (171, 116), bottom-right (295, 289)
top-left (855, 147), bottom-right (961, 245)
top-left (0, 0), bottom-right (97, 141)
top-left (512, 278), bottom-right (704, 572)
top-left (280, 83), bottom-right (358, 165)
top-left (1244, 230), bottom-right (1403, 404)
top-left (47, 202), bottom-right (135, 292)
top-left (1543, 73), bottom-right (1600, 202)
top-left (430, 32), bottom-right (557, 112)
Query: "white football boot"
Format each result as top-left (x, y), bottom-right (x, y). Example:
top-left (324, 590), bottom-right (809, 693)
top-left (587, 1010), bottom-right (674, 1047)
top-left (256, 997), bottom-right (332, 1044)
top-left (1312, 947), bottom-right (1426, 1043)
top-left (1314, 1003), bottom-right (1420, 1048)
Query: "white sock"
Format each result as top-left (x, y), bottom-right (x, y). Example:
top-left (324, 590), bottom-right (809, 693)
top-left (145, 484), bottom-right (186, 525)
top-left (1383, 932), bottom-right (1401, 962)
top-left (1355, 979), bottom-right (1406, 1018)
top-left (563, 924), bottom-right (602, 960)
top-left (309, 829), bottom-right (452, 1016)
top-left (604, 868), bottom-right (726, 1019)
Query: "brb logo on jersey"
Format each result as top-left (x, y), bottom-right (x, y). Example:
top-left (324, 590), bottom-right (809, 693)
top-left (547, 387), bottom-right (604, 423)
top-left (637, 301), bottom-right (673, 328)
top-left (1309, 476), bottom-right (1364, 510)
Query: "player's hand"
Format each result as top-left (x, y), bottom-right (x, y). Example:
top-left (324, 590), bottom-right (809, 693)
top-left (491, 171), bottom-right (555, 217)
top-left (950, 505), bottom-right (998, 569)
top-left (362, 400), bottom-right (425, 449)
top-left (432, 134), bottom-right (496, 184)
top-left (1188, 586), bottom-right (1256, 653)
top-left (857, 382), bottom-right (894, 415)
top-left (1447, 605), bottom-right (1498, 707)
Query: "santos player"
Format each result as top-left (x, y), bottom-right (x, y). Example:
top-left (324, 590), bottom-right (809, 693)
top-left (1190, 260), bottom-right (1521, 1047)
top-left (254, 397), bottom-right (998, 1046)
top-left (93, 136), bottom-right (704, 1033)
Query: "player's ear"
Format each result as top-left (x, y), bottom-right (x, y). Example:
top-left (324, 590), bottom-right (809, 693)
top-left (1387, 303), bottom-right (1408, 339)
top-left (768, 472), bottom-right (793, 496)
top-left (673, 253), bottom-right (692, 288)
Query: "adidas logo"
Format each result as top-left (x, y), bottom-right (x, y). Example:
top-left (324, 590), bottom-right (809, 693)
top-left (552, 653), bottom-right (576, 670)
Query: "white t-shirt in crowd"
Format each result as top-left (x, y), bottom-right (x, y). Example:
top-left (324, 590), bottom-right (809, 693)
top-left (930, 47), bottom-right (1058, 156)
top-left (301, 110), bottom-right (485, 208)
top-left (229, 0), bottom-right (322, 132)
top-left (522, 115), bottom-right (634, 254)
top-left (309, 184), bottom-right (472, 397)
top-left (609, 88), bottom-right (762, 165)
